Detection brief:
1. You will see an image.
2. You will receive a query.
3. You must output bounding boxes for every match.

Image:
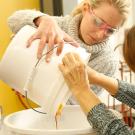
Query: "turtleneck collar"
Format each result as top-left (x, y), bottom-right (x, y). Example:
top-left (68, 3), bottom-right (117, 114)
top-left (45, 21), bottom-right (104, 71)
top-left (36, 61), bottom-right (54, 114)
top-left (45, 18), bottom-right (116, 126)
top-left (67, 14), bottom-right (108, 54)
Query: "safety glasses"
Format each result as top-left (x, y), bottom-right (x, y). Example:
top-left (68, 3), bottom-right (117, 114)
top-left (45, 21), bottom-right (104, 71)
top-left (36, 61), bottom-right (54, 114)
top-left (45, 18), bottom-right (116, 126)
top-left (90, 8), bottom-right (118, 35)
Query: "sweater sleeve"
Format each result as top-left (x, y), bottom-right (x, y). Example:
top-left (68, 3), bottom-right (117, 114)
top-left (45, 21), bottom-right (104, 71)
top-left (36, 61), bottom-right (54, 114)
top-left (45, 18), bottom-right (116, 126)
top-left (7, 9), bottom-right (65, 34)
top-left (87, 103), bottom-right (135, 135)
top-left (113, 80), bottom-right (135, 109)
top-left (7, 9), bottom-right (46, 33)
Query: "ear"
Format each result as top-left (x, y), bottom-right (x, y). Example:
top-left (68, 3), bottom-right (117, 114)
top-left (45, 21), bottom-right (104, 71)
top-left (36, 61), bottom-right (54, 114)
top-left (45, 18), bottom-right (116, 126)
top-left (82, 3), bottom-right (90, 14)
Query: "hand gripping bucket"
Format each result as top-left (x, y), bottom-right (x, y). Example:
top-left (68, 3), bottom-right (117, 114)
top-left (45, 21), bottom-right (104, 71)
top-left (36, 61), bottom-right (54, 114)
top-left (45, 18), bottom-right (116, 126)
top-left (0, 25), bottom-right (90, 116)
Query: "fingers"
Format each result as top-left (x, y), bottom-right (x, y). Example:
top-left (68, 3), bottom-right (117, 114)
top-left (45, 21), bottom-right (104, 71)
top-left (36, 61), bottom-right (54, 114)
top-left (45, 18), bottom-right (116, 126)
top-left (62, 55), bottom-right (71, 66)
top-left (67, 53), bottom-right (79, 63)
top-left (64, 33), bottom-right (79, 47)
top-left (56, 39), bottom-right (64, 56)
top-left (59, 64), bottom-right (71, 81)
top-left (26, 26), bottom-right (80, 64)
top-left (69, 53), bottom-right (85, 81)
top-left (59, 63), bottom-right (74, 81)
top-left (37, 36), bottom-right (47, 59)
top-left (27, 34), bottom-right (38, 48)
top-left (56, 32), bottom-right (79, 56)
top-left (45, 31), bottom-right (55, 62)
top-left (79, 64), bottom-right (87, 81)
top-left (62, 53), bottom-right (82, 67)
top-left (59, 54), bottom-right (87, 88)
top-left (62, 53), bottom-right (78, 68)
top-left (73, 53), bottom-right (84, 64)
top-left (62, 53), bottom-right (85, 77)
top-left (59, 64), bottom-right (65, 74)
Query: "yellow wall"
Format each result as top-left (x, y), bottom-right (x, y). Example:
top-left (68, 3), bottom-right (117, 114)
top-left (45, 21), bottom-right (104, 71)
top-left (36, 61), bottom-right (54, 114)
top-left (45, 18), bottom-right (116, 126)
top-left (0, 0), bottom-right (40, 115)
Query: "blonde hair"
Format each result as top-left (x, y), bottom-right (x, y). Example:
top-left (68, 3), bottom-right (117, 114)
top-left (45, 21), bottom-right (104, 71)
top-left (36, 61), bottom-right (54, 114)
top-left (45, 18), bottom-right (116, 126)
top-left (71, 0), bottom-right (130, 25)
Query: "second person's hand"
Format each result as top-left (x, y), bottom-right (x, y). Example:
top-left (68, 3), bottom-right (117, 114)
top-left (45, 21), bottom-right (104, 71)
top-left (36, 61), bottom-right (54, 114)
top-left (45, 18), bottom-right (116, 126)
top-left (59, 52), bottom-right (90, 96)
top-left (27, 15), bottom-right (79, 62)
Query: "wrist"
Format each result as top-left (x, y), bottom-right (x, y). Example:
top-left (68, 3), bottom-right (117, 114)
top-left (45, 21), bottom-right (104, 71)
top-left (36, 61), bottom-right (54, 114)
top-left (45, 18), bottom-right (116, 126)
top-left (75, 88), bottom-right (101, 114)
top-left (34, 15), bottom-right (55, 26)
top-left (72, 85), bottom-right (90, 97)
top-left (87, 67), bottom-right (102, 85)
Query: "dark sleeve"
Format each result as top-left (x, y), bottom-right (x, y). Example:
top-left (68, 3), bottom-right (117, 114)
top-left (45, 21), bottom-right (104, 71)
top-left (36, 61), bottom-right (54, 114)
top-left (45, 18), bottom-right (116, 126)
top-left (113, 80), bottom-right (135, 109)
top-left (87, 103), bottom-right (135, 135)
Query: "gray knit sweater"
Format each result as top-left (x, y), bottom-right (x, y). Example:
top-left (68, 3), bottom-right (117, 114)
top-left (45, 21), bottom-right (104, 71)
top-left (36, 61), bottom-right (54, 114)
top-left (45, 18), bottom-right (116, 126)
top-left (7, 9), bottom-right (119, 102)
top-left (88, 80), bottom-right (135, 135)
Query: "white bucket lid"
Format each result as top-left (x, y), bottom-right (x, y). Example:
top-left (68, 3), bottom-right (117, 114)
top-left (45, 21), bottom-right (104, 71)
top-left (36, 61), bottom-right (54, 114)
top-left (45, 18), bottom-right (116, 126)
top-left (0, 25), bottom-right (90, 116)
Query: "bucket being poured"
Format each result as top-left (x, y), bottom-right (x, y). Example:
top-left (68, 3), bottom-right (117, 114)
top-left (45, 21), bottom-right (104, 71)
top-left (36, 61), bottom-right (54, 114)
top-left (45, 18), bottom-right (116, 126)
top-left (0, 25), bottom-right (90, 116)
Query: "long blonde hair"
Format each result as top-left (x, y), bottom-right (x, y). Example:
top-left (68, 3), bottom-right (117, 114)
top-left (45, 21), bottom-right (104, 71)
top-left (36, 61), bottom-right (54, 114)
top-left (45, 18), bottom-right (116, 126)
top-left (71, 0), bottom-right (130, 25)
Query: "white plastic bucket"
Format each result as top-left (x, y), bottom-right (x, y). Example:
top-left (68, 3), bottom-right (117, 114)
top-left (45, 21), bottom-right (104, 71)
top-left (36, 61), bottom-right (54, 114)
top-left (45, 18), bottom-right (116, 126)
top-left (3, 105), bottom-right (96, 135)
top-left (0, 25), bottom-right (90, 116)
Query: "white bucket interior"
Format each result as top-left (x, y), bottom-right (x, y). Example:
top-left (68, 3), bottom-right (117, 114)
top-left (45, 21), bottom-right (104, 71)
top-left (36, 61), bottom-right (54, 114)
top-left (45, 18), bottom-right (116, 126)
top-left (0, 25), bottom-right (90, 116)
top-left (3, 105), bottom-right (96, 135)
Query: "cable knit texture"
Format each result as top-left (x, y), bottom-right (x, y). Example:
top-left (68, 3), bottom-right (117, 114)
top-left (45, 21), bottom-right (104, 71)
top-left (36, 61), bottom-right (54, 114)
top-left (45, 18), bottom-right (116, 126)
top-left (87, 80), bottom-right (135, 134)
top-left (87, 103), bottom-right (135, 135)
top-left (113, 80), bottom-right (135, 109)
top-left (7, 10), bottom-right (119, 102)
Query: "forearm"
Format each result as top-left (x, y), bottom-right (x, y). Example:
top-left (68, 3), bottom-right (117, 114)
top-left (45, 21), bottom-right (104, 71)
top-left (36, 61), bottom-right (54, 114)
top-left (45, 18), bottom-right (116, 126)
top-left (87, 66), bottom-right (135, 109)
top-left (87, 67), bottom-right (118, 96)
top-left (73, 86), bottom-right (135, 134)
top-left (73, 87), bottom-right (101, 115)
top-left (96, 73), bottom-right (118, 96)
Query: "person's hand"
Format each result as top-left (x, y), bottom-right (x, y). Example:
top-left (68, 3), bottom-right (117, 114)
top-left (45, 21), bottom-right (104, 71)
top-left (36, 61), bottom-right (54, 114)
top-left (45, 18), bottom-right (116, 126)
top-left (59, 53), bottom-right (90, 96)
top-left (27, 16), bottom-right (79, 62)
